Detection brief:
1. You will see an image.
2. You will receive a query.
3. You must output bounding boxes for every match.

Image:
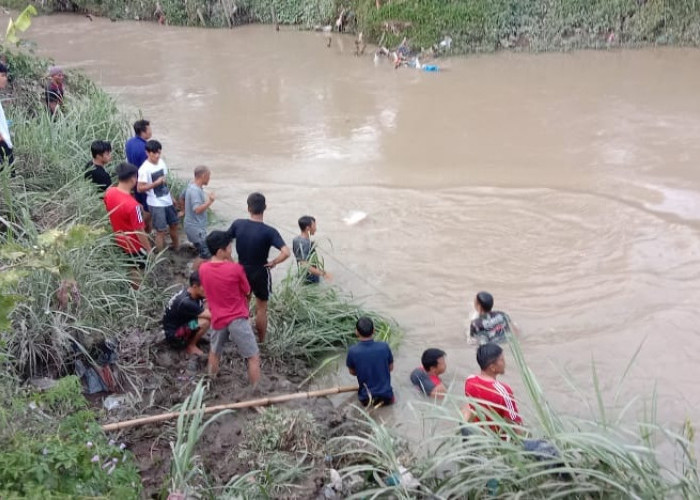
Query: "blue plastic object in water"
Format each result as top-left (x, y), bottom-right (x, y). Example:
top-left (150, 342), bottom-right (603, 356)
top-left (422, 65), bottom-right (439, 72)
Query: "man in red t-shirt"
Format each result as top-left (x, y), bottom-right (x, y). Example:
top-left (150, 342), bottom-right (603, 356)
top-left (104, 163), bottom-right (152, 285)
top-left (463, 343), bottom-right (522, 434)
top-left (198, 230), bottom-right (260, 386)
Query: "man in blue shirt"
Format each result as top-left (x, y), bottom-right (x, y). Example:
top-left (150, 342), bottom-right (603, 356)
top-left (125, 119), bottom-right (152, 231)
top-left (346, 317), bottom-right (394, 407)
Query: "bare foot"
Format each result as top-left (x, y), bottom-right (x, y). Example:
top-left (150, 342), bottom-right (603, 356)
top-left (185, 345), bottom-right (204, 356)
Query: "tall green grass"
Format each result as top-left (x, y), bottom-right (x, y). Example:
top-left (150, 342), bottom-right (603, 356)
top-left (330, 338), bottom-right (700, 498)
top-left (265, 272), bottom-right (401, 364)
top-left (0, 46), bottom-right (169, 379)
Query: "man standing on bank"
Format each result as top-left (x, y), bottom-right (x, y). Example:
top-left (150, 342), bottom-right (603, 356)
top-left (227, 192), bottom-right (290, 343)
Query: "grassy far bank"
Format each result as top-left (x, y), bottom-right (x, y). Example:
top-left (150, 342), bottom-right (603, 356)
top-left (3, 0), bottom-right (700, 53)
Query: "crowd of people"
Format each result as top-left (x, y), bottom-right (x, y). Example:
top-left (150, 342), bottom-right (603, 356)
top-left (93, 117), bottom-right (524, 442)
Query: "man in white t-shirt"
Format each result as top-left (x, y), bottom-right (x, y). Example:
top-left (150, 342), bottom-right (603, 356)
top-left (137, 140), bottom-right (179, 251)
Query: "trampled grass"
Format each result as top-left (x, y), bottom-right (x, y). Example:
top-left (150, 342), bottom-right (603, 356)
top-left (265, 272), bottom-right (401, 364)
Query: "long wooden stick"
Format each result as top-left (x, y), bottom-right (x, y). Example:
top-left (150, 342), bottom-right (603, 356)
top-left (102, 385), bottom-right (358, 432)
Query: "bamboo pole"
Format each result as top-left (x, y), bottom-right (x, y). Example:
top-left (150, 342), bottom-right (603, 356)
top-left (102, 385), bottom-right (358, 432)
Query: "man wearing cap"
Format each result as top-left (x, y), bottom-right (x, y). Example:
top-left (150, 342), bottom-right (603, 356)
top-left (45, 65), bottom-right (64, 115)
top-left (409, 348), bottom-right (447, 399)
top-left (103, 162), bottom-right (152, 284)
top-left (0, 63), bottom-right (14, 174)
top-left (198, 230), bottom-right (260, 386)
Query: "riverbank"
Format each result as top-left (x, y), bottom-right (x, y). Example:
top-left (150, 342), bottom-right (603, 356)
top-left (0, 45), bottom-right (400, 497)
top-left (3, 0), bottom-right (700, 53)
top-left (3, 21), bottom-right (700, 500)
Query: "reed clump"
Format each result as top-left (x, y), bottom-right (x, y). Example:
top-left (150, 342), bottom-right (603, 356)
top-left (265, 273), bottom-right (401, 364)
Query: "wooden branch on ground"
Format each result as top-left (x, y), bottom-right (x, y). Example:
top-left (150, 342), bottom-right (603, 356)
top-left (102, 385), bottom-right (359, 432)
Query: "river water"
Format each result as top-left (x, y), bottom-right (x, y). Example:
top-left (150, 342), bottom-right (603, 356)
top-left (20, 14), bottom-right (700, 430)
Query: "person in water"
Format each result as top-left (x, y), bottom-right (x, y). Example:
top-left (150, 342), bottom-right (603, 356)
top-left (409, 348), bottom-right (447, 399)
top-left (346, 316), bottom-right (395, 407)
top-left (462, 343), bottom-right (568, 476)
top-left (226, 192), bottom-right (290, 343)
top-left (463, 343), bottom-right (522, 433)
top-left (292, 215), bottom-right (331, 284)
top-left (468, 291), bottom-right (518, 344)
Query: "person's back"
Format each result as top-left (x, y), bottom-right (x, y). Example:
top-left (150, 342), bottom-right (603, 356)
top-left (465, 374), bottom-right (520, 424)
top-left (228, 218), bottom-right (284, 267)
top-left (346, 317), bottom-right (394, 406)
top-left (470, 310), bottom-right (512, 344)
top-left (198, 259), bottom-right (249, 329)
top-left (184, 182), bottom-right (207, 229)
top-left (348, 340), bottom-right (394, 403)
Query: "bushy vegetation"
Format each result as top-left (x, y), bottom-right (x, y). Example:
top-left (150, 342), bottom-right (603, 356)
top-left (353, 0), bottom-right (700, 52)
top-left (0, 375), bottom-right (141, 497)
top-left (4, 0), bottom-right (700, 52)
top-left (266, 272), bottom-right (401, 364)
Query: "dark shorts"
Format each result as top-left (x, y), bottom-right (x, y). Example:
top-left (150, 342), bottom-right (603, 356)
top-left (243, 265), bottom-right (271, 301)
top-left (150, 205), bottom-right (179, 231)
top-left (124, 249), bottom-right (148, 269)
top-left (165, 319), bottom-right (200, 348)
top-left (134, 191), bottom-right (149, 212)
top-left (359, 395), bottom-right (395, 407)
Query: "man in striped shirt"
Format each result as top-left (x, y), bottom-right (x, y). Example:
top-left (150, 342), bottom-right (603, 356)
top-left (463, 343), bottom-right (522, 434)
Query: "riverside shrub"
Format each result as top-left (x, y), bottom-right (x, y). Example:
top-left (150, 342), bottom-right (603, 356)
top-left (0, 376), bottom-right (141, 498)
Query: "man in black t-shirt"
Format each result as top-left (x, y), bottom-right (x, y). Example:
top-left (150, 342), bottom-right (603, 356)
top-left (85, 140), bottom-right (113, 192)
top-left (226, 192), bottom-right (290, 343)
top-left (469, 291), bottom-right (518, 345)
top-left (162, 271), bottom-right (211, 355)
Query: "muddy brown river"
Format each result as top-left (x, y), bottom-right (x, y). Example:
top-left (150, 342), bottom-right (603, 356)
top-left (19, 14), bottom-right (700, 430)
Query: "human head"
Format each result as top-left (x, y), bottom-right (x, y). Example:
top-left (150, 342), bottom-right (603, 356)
top-left (133, 119), bottom-right (152, 140)
top-left (476, 343), bottom-right (505, 374)
top-left (0, 63), bottom-right (7, 90)
top-left (247, 192), bottom-right (266, 216)
top-left (194, 165), bottom-right (211, 185)
top-left (206, 230), bottom-right (233, 259)
top-left (188, 270), bottom-right (205, 298)
top-left (355, 316), bottom-right (374, 338)
top-left (475, 291), bottom-right (494, 314)
top-left (90, 140), bottom-right (112, 165)
top-left (48, 65), bottom-right (64, 83)
top-left (145, 139), bottom-right (162, 163)
top-left (421, 348), bottom-right (446, 374)
top-left (115, 162), bottom-right (139, 188)
top-left (298, 215), bottom-right (316, 235)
